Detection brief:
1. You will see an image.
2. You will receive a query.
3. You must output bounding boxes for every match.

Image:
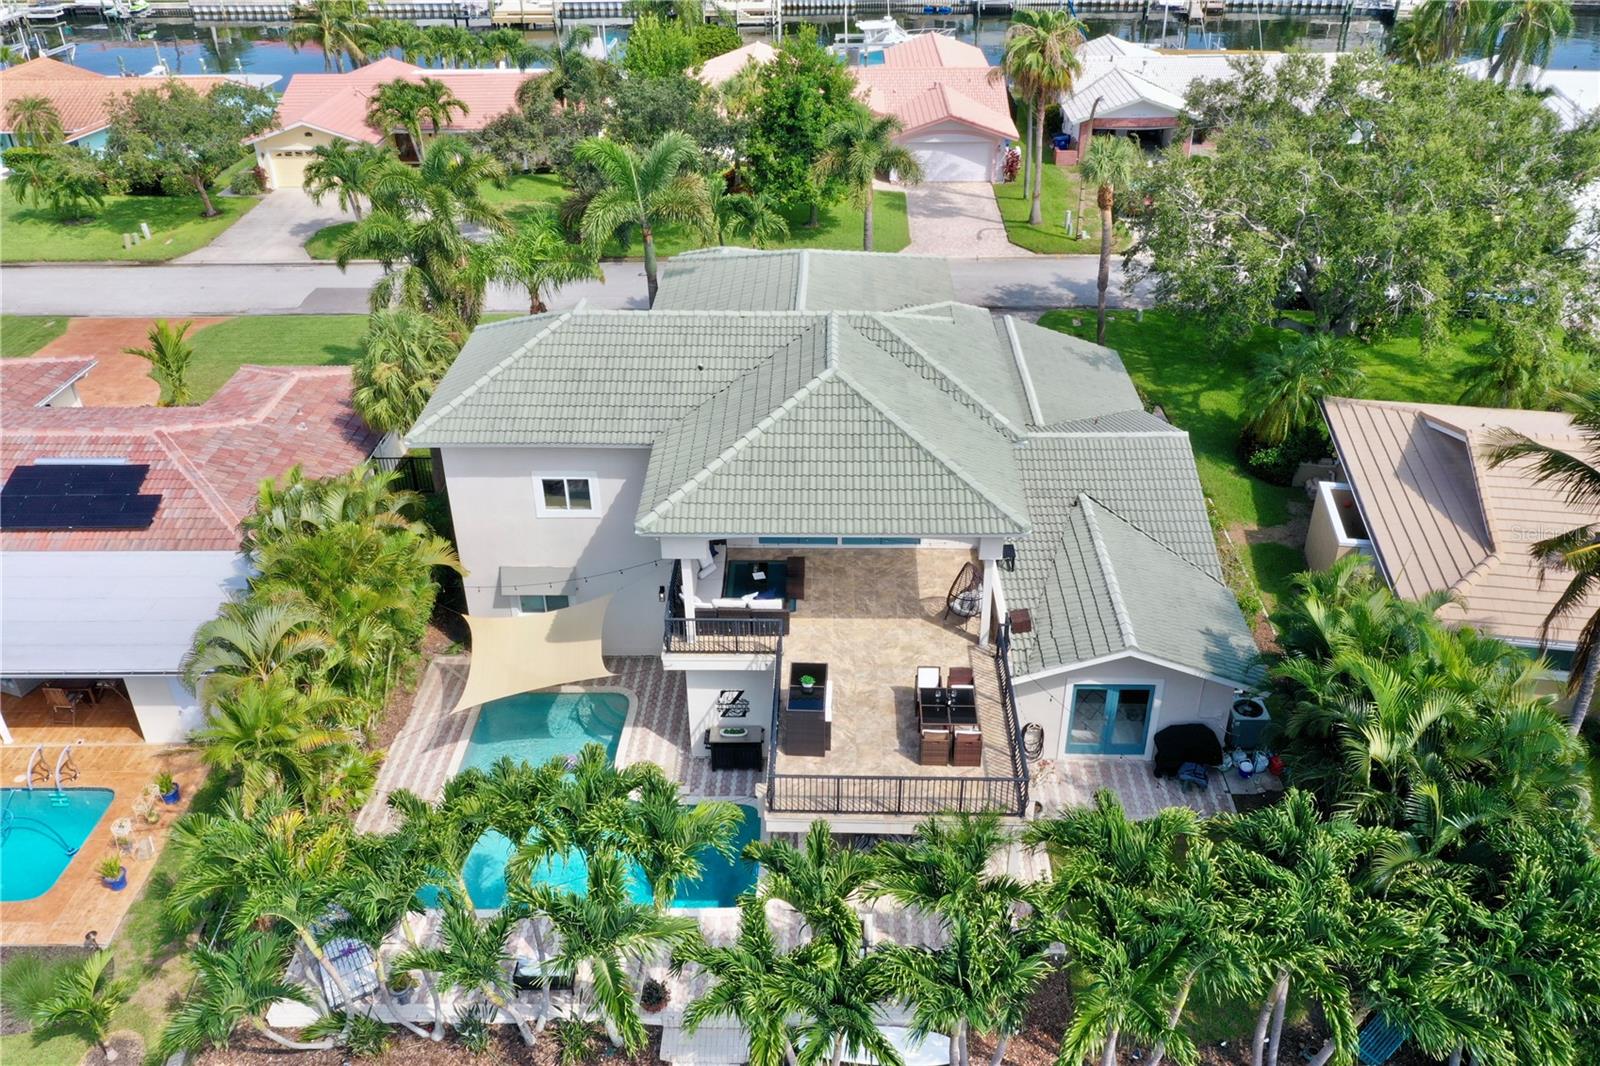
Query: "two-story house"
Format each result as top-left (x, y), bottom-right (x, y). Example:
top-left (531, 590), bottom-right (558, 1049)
top-left (409, 249), bottom-right (1262, 833)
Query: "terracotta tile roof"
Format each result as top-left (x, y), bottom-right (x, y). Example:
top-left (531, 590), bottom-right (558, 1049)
top-left (1, 365), bottom-right (378, 553)
top-left (878, 34), bottom-right (990, 70)
top-left (0, 60), bottom-right (235, 141)
top-left (696, 41), bottom-right (777, 86)
top-left (855, 68), bottom-right (1019, 140)
top-left (0, 358), bottom-right (94, 408)
top-left (1322, 396), bottom-right (1600, 648)
top-left (255, 58), bottom-right (531, 144)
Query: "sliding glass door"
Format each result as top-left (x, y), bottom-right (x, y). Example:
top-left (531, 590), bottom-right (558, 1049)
top-left (1065, 685), bottom-right (1155, 755)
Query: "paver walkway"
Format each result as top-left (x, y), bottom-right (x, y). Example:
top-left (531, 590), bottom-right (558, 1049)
top-left (176, 188), bottom-right (355, 265)
top-left (900, 181), bottom-right (1031, 258)
top-left (36, 317), bottom-right (227, 406)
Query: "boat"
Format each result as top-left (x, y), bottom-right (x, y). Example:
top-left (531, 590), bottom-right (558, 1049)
top-left (827, 16), bottom-right (950, 66)
top-left (23, 2), bottom-right (67, 21)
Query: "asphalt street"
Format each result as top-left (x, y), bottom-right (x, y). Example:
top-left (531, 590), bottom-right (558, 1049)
top-left (0, 256), bottom-right (1151, 317)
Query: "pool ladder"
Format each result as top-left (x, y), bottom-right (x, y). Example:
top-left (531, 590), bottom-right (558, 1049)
top-left (23, 744), bottom-right (76, 797)
top-left (24, 744), bottom-right (44, 792)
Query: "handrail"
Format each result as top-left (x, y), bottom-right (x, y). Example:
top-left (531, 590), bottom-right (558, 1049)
top-left (53, 746), bottom-right (76, 793)
top-left (24, 745), bottom-right (44, 793)
top-left (994, 621), bottom-right (1030, 818)
top-left (663, 615), bottom-right (783, 654)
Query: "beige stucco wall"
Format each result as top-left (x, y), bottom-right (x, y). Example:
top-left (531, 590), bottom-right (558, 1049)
top-left (1306, 480), bottom-right (1372, 572)
top-left (254, 126), bottom-right (339, 190)
top-left (436, 445), bottom-right (671, 656)
top-left (1013, 655), bottom-right (1237, 759)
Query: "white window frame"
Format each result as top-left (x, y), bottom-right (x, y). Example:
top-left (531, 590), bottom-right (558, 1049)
top-left (516, 594), bottom-right (571, 614)
top-left (534, 473), bottom-right (600, 518)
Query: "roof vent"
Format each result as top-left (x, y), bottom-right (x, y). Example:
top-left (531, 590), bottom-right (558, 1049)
top-left (696, 361), bottom-right (706, 371)
top-left (1008, 608), bottom-right (1033, 635)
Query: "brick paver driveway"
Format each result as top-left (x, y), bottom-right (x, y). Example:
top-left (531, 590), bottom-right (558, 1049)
top-left (900, 182), bottom-right (1031, 258)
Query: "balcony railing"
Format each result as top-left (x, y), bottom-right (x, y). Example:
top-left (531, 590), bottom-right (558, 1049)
top-left (765, 623), bottom-right (1030, 819)
top-left (662, 616), bottom-right (783, 655)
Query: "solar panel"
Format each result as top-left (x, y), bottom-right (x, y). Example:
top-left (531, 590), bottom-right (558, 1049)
top-left (0, 463), bottom-right (162, 531)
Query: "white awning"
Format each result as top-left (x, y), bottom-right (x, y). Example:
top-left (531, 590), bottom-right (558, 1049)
top-left (451, 596), bottom-right (613, 713)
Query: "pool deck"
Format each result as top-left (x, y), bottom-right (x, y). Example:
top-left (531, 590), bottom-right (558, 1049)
top-left (0, 742), bottom-right (205, 947)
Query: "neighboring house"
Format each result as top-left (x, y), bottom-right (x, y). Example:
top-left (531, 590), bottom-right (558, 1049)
top-left (0, 359), bottom-right (378, 745)
top-left (0, 57), bottom-right (270, 153)
top-left (246, 57), bottom-right (528, 190)
top-left (852, 34), bottom-right (1018, 182)
top-left (408, 248), bottom-right (1261, 832)
top-left (1055, 38), bottom-right (1340, 163)
top-left (696, 41), bottom-right (778, 87)
top-left (1315, 397), bottom-right (1600, 668)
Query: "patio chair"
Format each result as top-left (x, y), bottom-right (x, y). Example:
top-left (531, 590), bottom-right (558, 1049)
top-left (916, 666), bottom-right (941, 690)
top-left (41, 686), bottom-right (81, 724)
top-left (952, 726), bottom-right (984, 767)
top-left (942, 562), bottom-right (984, 621)
top-left (947, 666), bottom-right (974, 688)
top-left (918, 725), bottom-right (952, 766)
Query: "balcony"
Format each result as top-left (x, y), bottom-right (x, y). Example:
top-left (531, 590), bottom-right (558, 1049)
top-left (662, 615), bottom-right (783, 655)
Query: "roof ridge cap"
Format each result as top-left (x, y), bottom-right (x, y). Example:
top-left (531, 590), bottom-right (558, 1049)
top-left (869, 314), bottom-right (1024, 438)
top-left (1002, 315), bottom-right (1046, 426)
top-left (407, 310), bottom-right (575, 439)
top-left (834, 321), bottom-right (1030, 532)
top-left (1085, 491), bottom-right (1231, 590)
top-left (154, 429), bottom-right (241, 535)
top-left (1078, 495), bottom-right (1137, 649)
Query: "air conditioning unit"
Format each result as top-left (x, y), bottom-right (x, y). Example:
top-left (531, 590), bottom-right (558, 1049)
top-left (1230, 697), bottom-right (1271, 750)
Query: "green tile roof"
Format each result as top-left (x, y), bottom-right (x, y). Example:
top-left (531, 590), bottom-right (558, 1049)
top-left (654, 248), bottom-right (955, 312)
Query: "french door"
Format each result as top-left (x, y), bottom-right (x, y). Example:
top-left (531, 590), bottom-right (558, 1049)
top-left (1065, 685), bottom-right (1155, 755)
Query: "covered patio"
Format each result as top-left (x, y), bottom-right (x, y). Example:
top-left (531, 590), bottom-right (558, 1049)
top-left (0, 681), bottom-right (145, 747)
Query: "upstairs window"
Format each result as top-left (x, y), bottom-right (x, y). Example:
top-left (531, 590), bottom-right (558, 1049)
top-left (518, 594), bottom-right (571, 613)
top-left (537, 475), bottom-right (595, 516)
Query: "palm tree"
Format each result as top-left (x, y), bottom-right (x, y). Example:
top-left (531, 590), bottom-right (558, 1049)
top-left (470, 207), bottom-right (603, 315)
top-left (990, 9), bottom-right (1084, 226)
top-left (240, 465), bottom-right (423, 555)
top-left (744, 820), bottom-right (875, 956)
top-left (4, 94), bottom-right (63, 146)
top-left (1077, 134), bottom-right (1141, 345)
top-left (1489, 389), bottom-right (1600, 732)
top-left (574, 131), bottom-right (712, 306)
top-left (366, 77), bottom-right (469, 154)
top-left (393, 889), bottom-right (539, 1043)
top-left (337, 136), bottom-right (509, 325)
top-left (523, 26), bottom-right (597, 105)
top-left (813, 105), bottom-right (923, 252)
top-left (1389, 0), bottom-right (1491, 66)
top-left (121, 318), bottom-right (196, 407)
top-left (191, 675), bottom-right (353, 813)
top-left (1243, 333), bottom-right (1364, 446)
top-left (351, 306), bottom-right (462, 435)
top-left (158, 931), bottom-right (333, 1054)
top-left (625, 776), bottom-right (743, 908)
top-left (33, 951), bottom-right (130, 1062)
top-left (1488, 0), bottom-right (1576, 83)
top-left (706, 184), bottom-right (791, 248)
top-left (287, 0), bottom-right (371, 72)
top-left (512, 852), bottom-right (698, 1051)
top-left (183, 598), bottom-right (334, 700)
top-left (304, 140), bottom-right (388, 219)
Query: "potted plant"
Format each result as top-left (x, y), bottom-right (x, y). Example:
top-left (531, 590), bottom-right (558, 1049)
top-left (97, 856), bottom-right (127, 891)
top-left (640, 977), bottom-right (670, 1014)
top-left (799, 674), bottom-right (816, 695)
top-left (155, 771), bottom-right (180, 804)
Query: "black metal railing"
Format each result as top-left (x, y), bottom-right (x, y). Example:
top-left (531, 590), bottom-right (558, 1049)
top-left (371, 454), bottom-right (436, 494)
top-left (662, 616), bottom-right (784, 654)
top-left (765, 625), bottom-right (1029, 818)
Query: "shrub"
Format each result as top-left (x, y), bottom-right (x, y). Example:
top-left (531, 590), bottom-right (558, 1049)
top-left (1239, 424), bottom-right (1330, 486)
top-left (227, 165), bottom-right (265, 195)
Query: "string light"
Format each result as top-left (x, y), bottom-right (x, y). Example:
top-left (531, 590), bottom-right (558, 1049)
top-left (457, 558), bottom-right (670, 593)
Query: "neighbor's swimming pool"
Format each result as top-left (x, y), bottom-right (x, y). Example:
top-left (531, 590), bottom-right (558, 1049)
top-left (433, 690), bottom-right (761, 909)
top-left (0, 788), bottom-right (115, 902)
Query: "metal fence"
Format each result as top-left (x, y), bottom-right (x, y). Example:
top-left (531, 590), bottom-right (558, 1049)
top-left (662, 616), bottom-right (784, 655)
top-left (371, 454), bottom-right (436, 494)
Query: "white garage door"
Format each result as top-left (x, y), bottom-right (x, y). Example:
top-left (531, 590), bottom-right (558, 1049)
top-left (268, 149), bottom-right (315, 190)
top-left (907, 136), bottom-right (997, 183)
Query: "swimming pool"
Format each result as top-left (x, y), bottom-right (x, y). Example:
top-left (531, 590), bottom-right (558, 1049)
top-left (0, 788), bottom-right (115, 902)
top-left (439, 691), bottom-right (761, 909)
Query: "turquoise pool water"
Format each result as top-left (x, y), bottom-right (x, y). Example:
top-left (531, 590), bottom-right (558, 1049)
top-left (435, 690), bottom-right (761, 909)
top-left (0, 788), bottom-right (115, 902)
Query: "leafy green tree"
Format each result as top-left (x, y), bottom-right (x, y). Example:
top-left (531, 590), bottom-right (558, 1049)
top-left (1077, 133), bottom-right (1141, 344)
top-left (1457, 296), bottom-right (1591, 409)
top-left (1243, 333), bottom-right (1363, 446)
top-left (694, 21), bottom-right (743, 62)
top-left (574, 131), bottom-right (711, 305)
top-left (523, 26), bottom-right (602, 106)
top-left (4, 145), bottom-right (107, 222)
top-left (813, 105), bottom-right (922, 252)
top-left (304, 139), bottom-right (389, 219)
top-left (184, 599), bottom-right (333, 701)
top-left (1131, 54), bottom-right (1600, 342)
top-left (470, 207), bottom-right (603, 315)
top-left (744, 27), bottom-right (859, 226)
top-left (240, 464), bottom-right (423, 555)
top-left (707, 184), bottom-right (790, 248)
top-left (104, 81), bottom-right (276, 216)
top-left (287, 0), bottom-right (371, 72)
top-left (621, 10), bottom-right (699, 79)
top-left (4, 94), bottom-right (63, 146)
top-left (609, 73), bottom-right (741, 166)
top-left (191, 675), bottom-right (353, 813)
top-left (351, 306), bottom-right (462, 435)
top-left (32, 952), bottom-right (130, 1063)
top-left (990, 9), bottom-right (1084, 226)
top-left (158, 931), bottom-right (331, 1054)
top-left (1489, 389), bottom-right (1600, 732)
top-left (336, 135), bottom-right (510, 325)
top-left (366, 76), bottom-right (468, 155)
top-left (625, 775), bottom-right (743, 907)
top-left (121, 318), bottom-right (197, 407)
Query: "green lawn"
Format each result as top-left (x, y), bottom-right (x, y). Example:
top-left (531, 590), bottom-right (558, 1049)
top-left (0, 315), bottom-right (68, 357)
top-left (304, 174), bottom-right (909, 259)
top-left (994, 162), bottom-right (1115, 255)
top-left (189, 315), bottom-right (368, 400)
top-left (0, 193), bottom-right (257, 263)
top-left (1037, 309), bottom-right (1486, 606)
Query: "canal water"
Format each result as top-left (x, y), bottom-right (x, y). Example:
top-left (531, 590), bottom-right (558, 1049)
top-left (18, 9), bottom-right (1600, 86)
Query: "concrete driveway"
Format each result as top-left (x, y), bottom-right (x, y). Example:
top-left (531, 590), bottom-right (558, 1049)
top-left (900, 182), bottom-right (1029, 258)
top-left (177, 188), bottom-right (355, 265)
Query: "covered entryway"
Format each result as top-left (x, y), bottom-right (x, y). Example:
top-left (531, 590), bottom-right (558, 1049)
top-left (904, 134), bottom-right (999, 183)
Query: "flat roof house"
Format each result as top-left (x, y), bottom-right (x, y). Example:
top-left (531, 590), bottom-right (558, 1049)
top-left (1314, 397), bottom-right (1600, 659)
top-left (409, 249), bottom-right (1261, 832)
top-left (0, 360), bottom-right (377, 746)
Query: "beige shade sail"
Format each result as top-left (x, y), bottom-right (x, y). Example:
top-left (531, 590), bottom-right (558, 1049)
top-left (451, 595), bottom-right (613, 713)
